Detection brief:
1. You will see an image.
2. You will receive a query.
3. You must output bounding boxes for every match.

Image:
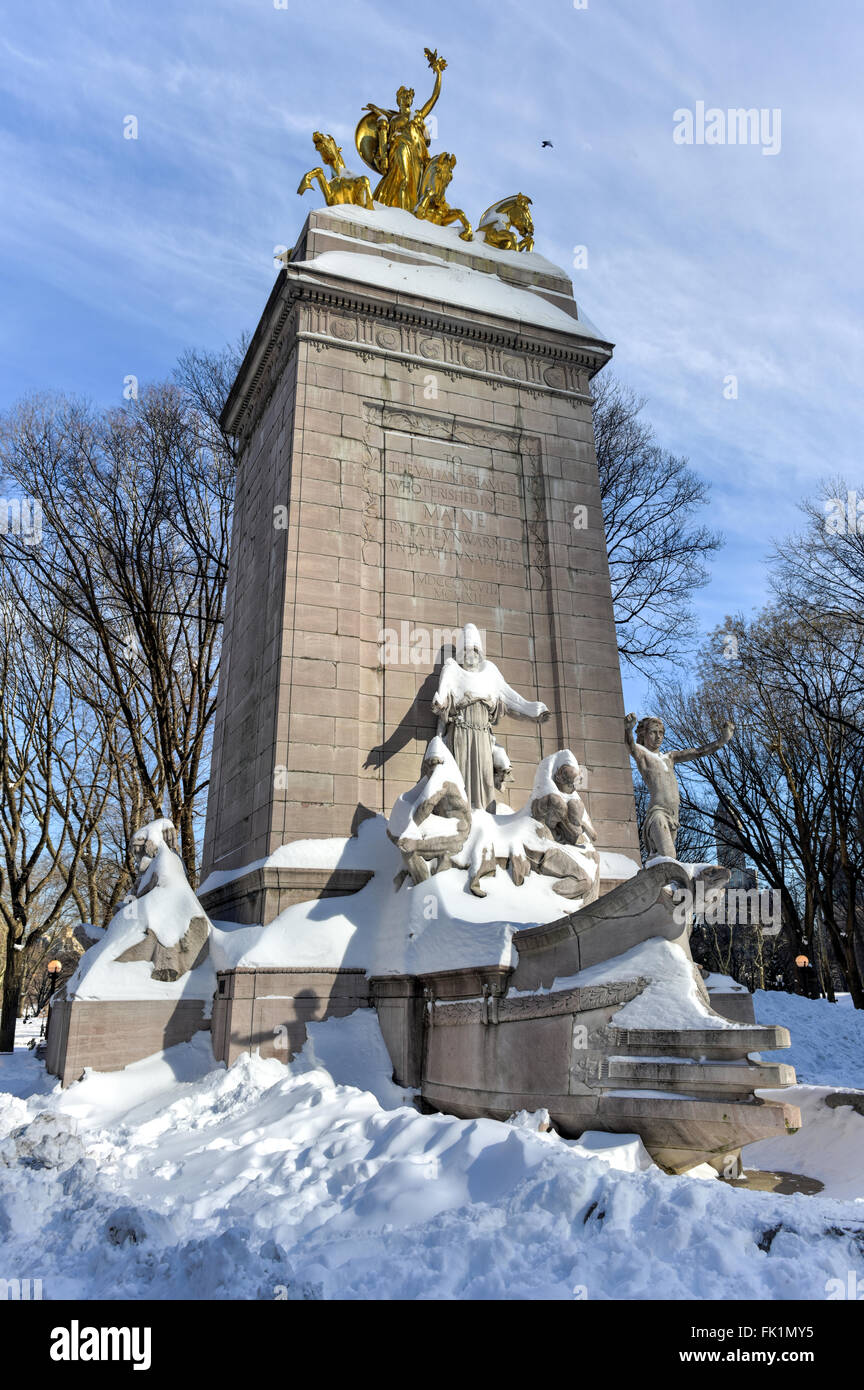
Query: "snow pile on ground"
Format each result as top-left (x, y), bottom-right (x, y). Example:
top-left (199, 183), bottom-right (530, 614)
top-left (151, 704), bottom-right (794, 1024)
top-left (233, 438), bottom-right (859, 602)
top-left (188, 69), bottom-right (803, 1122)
top-left (745, 1085), bottom-right (864, 1200)
top-left (755, 989), bottom-right (864, 1089)
top-left (567, 1129), bottom-right (656, 1174)
top-left (299, 1011), bottom-right (413, 1110)
top-left (66, 842), bottom-right (216, 1005)
top-left (2, 999), bottom-right (864, 1301)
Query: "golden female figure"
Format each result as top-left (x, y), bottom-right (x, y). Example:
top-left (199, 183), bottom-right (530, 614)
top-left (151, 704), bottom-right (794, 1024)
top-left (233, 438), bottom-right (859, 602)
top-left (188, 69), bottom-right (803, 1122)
top-left (356, 48), bottom-right (447, 211)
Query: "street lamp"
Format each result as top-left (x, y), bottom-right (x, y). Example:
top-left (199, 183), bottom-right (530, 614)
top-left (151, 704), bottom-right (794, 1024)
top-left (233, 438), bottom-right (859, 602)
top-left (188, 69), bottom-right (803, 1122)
top-left (46, 959), bottom-right (63, 1006)
top-left (41, 960), bottom-right (63, 1041)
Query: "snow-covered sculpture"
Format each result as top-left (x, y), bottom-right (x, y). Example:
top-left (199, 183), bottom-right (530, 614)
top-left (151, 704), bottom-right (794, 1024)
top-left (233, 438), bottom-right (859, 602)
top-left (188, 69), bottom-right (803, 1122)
top-left (491, 738), bottom-right (512, 792)
top-left (114, 818), bottom-right (210, 982)
top-left (130, 816), bottom-right (179, 887)
top-left (477, 192), bottom-right (535, 253)
top-left (387, 738), bottom-right (471, 887)
top-left (454, 751), bottom-right (598, 899)
top-left (527, 750), bottom-right (600, 902)
top-left (625, 713), bottom-right (734, 860)
top-left (444, 750), bottom-right (599, 901)
top-left (431, 623), bottom-right (549, 811)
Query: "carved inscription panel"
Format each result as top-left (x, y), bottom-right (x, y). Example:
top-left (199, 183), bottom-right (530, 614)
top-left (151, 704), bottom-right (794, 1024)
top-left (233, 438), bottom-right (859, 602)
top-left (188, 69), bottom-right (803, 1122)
top-left (381, 426), bottom-right (543, 608)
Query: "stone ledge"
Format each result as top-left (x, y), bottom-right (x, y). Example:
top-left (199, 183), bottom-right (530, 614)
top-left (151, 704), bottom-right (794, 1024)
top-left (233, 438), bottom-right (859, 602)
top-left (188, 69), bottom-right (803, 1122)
top-left (199, 865), bottom-right (374, 926)
top-left (299, 206), bottom-right (576, 296)
top-left (432, 979), bottom-right (645, 1027)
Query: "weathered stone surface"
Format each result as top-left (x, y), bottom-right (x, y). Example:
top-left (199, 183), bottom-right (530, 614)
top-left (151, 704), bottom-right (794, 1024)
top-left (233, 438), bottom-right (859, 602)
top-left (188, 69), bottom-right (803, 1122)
top-left (707, 988), bottom-right (756, 1024)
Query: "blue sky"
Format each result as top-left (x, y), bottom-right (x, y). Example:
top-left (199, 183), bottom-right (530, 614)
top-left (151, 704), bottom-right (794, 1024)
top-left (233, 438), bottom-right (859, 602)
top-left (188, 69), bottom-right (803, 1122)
top-left (2, 0), bottom-right (862, 714)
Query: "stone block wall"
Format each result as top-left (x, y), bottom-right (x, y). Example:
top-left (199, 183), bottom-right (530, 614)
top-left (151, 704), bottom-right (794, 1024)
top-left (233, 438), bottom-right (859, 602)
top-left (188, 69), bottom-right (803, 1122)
top-left (44, 997), bottom-right (208, 1088)
top-left (210, 966), bottom-right (370, 1066)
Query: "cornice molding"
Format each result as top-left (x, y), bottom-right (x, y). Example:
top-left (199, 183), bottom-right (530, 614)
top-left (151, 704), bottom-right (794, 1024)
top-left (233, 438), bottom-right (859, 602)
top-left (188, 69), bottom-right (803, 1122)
top-left (223, 269), bottom-right (610, 442)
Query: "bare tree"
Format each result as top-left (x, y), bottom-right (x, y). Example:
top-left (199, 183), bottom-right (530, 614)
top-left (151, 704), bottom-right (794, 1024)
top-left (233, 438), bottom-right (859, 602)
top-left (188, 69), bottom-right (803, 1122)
top-left (659, 605), bottom-right (864, 1007)
top-left (772, 477), bottom-right (864, 625)
top-left (0, 347), bottom-right (240, 882)
top-left (592, 374), bottom-right (723, 674)
top-left (0, 587), bottom-right (115, 1049)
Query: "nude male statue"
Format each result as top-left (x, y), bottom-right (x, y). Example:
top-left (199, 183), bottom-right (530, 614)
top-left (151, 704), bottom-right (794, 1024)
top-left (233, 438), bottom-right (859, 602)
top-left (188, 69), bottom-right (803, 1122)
top-left (624, 713), bottom-right (734, 861)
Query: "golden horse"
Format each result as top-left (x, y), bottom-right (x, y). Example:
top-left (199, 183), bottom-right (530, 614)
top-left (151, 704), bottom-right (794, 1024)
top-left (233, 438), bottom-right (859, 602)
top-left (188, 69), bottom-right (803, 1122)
top-left (297, 132), bottom-right (374, 209)
top-left (414, 152), bottom-right (473, 241)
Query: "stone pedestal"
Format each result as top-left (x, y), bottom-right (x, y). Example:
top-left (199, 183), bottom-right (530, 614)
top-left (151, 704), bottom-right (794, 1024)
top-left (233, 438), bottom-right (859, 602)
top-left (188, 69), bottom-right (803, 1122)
top-left (201, 203), bottom-right (640, 921)
top-left (200, 866), bottom-right (373, 926)
top-left (45, 997), bottom-right (208, 1087)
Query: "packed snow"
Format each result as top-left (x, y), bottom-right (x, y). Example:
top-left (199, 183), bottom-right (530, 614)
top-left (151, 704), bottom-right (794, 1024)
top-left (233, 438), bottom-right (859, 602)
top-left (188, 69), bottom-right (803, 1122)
top-left (198, 833), bottom-right (375, 896)
top-left (745, 1086), bottom-right (864, 1201)
top-left (308, 201), bottom-right (568, 279)
top-left (199, 817), bottom-right (638, 898)
top-left (294, 250), bottom-right (601, 339)
top-left (1, 996), bottom-right (863, 1301)
top-left (208, 815), bottom-right (599, 978)
top-left (754, 989), bottom-right (864, 1090)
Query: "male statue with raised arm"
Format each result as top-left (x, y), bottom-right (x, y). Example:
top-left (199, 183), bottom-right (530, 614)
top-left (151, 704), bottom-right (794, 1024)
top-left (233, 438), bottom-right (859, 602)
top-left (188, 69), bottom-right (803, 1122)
top-left (625, 713), bottom-right (734, 861)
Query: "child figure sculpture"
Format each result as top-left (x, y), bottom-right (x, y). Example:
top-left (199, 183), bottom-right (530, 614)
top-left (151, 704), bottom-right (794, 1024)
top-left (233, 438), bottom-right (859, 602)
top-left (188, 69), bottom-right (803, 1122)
top-left (625, 713), bottom-right (734, 861)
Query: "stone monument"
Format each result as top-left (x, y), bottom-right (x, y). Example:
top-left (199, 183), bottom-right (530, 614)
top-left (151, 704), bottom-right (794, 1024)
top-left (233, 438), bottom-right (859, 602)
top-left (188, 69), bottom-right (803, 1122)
top-left (198, 47), bottom-right (641, 927)
top-left (47, 49), bottom-right (802, 1179)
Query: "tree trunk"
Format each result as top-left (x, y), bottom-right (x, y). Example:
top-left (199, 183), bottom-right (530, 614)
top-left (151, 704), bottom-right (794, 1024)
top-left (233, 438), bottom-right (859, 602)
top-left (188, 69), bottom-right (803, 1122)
top-left (0, 934), bottom-right (23, 1052)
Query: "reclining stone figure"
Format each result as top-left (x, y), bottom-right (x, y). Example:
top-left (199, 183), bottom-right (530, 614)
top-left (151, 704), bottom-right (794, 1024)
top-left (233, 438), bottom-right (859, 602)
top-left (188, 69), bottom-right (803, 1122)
top-left (115, 818), bottom-right (210, 982)
top-left (387, 738), bottom-right (471, 887)
top-left (526, 750), bottom-right (600, 901)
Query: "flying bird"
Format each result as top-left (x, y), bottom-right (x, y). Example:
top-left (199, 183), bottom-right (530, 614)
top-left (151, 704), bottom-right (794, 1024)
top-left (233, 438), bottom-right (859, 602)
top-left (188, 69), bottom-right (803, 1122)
top-left (541, 140), bottom-right (553, 148)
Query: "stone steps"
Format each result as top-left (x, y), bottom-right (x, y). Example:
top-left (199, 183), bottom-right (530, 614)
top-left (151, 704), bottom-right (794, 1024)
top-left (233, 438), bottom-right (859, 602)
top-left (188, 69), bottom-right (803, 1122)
top-left (604, 1056), bottom-right (796, 1096)
top-left (605, 1023), bottom-right (791, 1061)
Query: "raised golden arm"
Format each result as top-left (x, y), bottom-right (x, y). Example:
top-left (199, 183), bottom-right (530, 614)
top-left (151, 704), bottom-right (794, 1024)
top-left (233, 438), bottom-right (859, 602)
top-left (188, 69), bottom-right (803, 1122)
top-left (419, 47), bottom-right (447, 120)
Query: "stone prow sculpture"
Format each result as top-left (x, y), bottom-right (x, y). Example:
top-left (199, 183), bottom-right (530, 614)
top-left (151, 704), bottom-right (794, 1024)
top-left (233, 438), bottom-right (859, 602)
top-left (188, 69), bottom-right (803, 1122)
top-left (511, 861), bottom-right (731, 991)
